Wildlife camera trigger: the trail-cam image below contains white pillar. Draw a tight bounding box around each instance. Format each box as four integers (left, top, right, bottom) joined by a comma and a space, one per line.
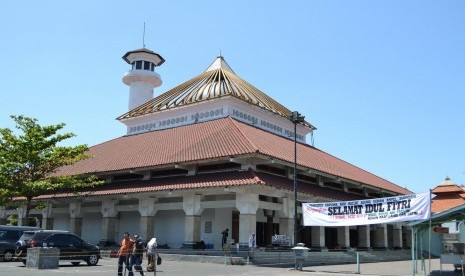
311, 226, 326, 249
393, 223, 403, 248
404, 226, 412, 248
0, 206, 7, 225
375, 224, 388, 249
138, 198, 158, 241
182, 193, 203, 248
337, 226, 350, 248
236, 193, 259, 248
41, 203, 54, 230
278, 196, 295, 244
101, 200, 119, 245
69, 202, 83, 237
17, 205, 27, 226
358, 225, 371, 249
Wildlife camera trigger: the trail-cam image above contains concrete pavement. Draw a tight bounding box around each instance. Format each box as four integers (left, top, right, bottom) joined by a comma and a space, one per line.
0, 257, 461, 276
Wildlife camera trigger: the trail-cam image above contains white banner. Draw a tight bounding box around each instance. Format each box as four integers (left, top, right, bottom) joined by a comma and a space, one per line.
302, 192, 431, 226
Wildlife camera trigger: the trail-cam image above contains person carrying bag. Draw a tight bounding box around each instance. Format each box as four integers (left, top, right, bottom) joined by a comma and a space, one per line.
146, 237, 160, 272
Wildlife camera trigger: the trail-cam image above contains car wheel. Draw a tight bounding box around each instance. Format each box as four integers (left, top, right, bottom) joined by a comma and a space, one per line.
86, 254, 99, 266
15, 249, 23, 257
3, 250, 14, 262
71, 262, 80, 266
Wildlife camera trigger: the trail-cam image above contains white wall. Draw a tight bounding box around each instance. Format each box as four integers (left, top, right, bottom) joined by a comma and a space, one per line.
82, 213, 102, 244
53, 214, 69, 231
443, 221, 459, 233
459, 222, 465, 243
118, 211, 140, 240
214, 208, 232, 249
256, 209, 266, 223
155, 210, 184, 249
200, 209, 215, 246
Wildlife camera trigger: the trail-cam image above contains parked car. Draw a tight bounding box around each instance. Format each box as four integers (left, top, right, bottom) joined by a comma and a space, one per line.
16, 230, 100, 266
0, 225, 40, 261
15, 230, 44, 257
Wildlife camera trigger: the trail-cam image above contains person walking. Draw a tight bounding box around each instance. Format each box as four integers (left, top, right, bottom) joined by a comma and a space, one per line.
117, 232, 134, 276
131, 234, 145, 276
248, 233, 256, 258
221, 229, 229, 250
146, 237, 157, 272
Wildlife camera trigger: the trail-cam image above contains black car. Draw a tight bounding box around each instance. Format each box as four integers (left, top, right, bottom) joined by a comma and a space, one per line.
15, 230, 42, 256
16, 230, 100, 266
0, 225, 40, 261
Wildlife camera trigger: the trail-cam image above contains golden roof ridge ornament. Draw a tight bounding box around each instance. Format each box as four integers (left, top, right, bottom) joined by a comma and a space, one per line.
117, 55, 316, 131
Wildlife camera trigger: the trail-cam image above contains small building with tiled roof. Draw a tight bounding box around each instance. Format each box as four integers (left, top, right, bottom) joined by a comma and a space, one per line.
431, 177, 465, 214
408, 177, 465, 261
1, 47, 413, 250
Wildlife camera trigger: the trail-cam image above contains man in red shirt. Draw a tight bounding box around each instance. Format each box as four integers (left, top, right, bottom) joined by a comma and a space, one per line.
117, 232, 134, 276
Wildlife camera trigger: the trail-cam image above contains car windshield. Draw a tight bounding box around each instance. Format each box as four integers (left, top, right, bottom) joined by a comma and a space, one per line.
18, 231, 36, 241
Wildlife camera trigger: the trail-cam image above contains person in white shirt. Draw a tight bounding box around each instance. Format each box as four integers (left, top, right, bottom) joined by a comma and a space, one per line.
248, 233, 256, 258
146, 237, 157, 272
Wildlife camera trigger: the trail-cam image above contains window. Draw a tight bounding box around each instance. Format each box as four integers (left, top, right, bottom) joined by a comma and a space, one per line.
7, 231, 20, 240
0, 230, 20, 240
144, 61, 151, 70
151, 63, 155, 71
135, 61, 142, 69
48, 234, 68, 246
68, 235, 83, 246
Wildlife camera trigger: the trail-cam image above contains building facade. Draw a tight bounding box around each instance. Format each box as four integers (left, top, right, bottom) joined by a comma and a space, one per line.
0, 47, 412, 250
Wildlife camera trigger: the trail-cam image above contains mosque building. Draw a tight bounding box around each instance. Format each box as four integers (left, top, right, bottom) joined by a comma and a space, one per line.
0, 47, 412, 250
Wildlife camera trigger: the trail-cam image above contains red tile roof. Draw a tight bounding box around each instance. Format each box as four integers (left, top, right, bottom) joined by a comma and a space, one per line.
38, 170, 361, 201
432, 185, 464, 194
431, 181, 465, 213
58, 117, 410, 195
432, 193, 465, 213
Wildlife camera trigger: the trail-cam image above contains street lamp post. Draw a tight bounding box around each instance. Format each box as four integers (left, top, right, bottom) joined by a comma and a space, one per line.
289, 111, 305, 246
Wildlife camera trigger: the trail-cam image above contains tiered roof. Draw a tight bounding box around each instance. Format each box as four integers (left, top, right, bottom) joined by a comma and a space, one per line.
431, 177, 465, 213
59, 117, 409, 195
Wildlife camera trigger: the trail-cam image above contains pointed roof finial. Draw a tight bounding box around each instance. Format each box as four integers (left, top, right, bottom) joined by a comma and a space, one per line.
143, 22, 146, 48
439, 176, 455, 186
205, 56, 234, 73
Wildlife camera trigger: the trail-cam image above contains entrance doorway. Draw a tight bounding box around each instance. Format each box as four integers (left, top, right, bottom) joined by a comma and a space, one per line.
325, 227, 338, 249
232, 211, 239, 245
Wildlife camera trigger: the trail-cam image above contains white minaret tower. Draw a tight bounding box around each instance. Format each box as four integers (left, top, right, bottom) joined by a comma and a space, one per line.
122, 48, 165, 110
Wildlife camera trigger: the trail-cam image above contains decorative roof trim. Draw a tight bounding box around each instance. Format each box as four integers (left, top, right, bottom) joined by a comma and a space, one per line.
122, 48, 165, 66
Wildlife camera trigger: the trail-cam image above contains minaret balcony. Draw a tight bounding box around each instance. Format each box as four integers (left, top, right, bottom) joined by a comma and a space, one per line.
123, 70, 162, 87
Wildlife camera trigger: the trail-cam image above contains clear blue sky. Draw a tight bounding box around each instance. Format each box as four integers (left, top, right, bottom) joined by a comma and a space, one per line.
1, 1, 464, 193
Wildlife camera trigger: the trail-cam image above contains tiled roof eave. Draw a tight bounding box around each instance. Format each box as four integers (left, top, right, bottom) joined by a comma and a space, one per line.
69, 150, 390, 195
30, 170, 361, 202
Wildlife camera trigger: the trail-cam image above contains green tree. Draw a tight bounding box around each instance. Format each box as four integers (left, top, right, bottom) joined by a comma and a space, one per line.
0, 115, 102, 225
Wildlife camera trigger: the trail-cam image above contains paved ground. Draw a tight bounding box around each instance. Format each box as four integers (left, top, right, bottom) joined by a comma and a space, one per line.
0, 257, 462, 276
